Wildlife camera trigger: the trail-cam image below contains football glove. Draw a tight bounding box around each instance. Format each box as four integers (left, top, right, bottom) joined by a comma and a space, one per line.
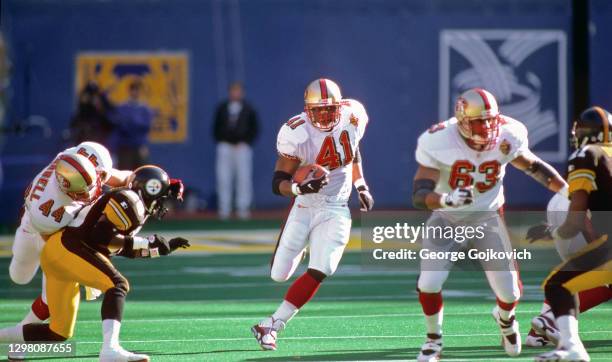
442, 186, 473, 208
295, 175, 329, 195
169, 178, 184, 201
149, 234, 191, 255
357, 185, 374, 211
526, 223, 555, 243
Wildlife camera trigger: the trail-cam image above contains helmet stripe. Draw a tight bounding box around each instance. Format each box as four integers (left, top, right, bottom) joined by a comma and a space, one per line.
319, 79, 328, 99
594, 106, 609, 143
60, 155, 93, 186
474, 88, 491, 110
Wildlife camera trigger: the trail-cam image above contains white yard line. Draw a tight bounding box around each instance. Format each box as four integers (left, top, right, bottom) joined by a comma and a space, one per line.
67, 308, 612, 324
73, 330, 612, 345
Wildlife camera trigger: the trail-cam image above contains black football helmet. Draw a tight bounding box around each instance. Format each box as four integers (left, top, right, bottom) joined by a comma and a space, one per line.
571, 106, 612, 149
128, 165, 171, 219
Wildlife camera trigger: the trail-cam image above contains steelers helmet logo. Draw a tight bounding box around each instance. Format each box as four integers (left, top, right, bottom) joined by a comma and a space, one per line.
145, 179, 162, 196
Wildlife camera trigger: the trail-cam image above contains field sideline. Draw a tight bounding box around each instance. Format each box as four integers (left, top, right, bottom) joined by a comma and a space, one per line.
1, 250, 611, 361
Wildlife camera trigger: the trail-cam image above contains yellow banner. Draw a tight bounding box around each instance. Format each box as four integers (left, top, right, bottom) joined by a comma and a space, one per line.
76, 52, 189, 143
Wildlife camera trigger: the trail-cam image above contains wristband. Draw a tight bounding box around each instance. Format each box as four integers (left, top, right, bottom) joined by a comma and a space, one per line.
133, 236, 149, 250
291, 183, 301, 196
551, 227, 563, 240
149, 247, 161, 258
439, 193, 450, 208
354, 178, 367, 191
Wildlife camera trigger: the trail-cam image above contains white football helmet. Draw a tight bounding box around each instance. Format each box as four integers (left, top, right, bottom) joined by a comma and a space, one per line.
304, 78, 342, 131
65, 141, 113, 183
455, 88, 501, 150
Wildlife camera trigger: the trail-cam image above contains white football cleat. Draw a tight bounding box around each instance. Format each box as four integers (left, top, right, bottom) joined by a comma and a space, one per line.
492, 306, 521, 357
99, 345, 149, 362
526, 328, 554, 347
417, 337, 442, 362
532, 314, 561, 345
251, 316, 286, 351
534, 344, 590, 362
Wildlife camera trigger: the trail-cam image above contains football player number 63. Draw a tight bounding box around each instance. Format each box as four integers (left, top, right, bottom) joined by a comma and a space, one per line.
449, 160, 501, 192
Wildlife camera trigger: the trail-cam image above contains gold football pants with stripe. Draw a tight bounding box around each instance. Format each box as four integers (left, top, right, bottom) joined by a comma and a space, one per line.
542, 236, 611, 317
543, 236, 612, 293
40, 231, 128, 339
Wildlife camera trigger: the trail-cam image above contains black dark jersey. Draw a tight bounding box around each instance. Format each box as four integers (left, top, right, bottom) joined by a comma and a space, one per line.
567, 144, 612, 241
62, 188, 147, 255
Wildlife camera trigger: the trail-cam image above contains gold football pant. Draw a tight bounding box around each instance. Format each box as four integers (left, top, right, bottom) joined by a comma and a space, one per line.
542, 236, 612, 317
39, 231, 128, 339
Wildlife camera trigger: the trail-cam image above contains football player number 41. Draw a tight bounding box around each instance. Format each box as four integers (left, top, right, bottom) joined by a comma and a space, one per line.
316, 131, 353, 170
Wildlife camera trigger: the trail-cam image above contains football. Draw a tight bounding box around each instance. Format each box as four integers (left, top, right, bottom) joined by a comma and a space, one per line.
293, 164, 329, 184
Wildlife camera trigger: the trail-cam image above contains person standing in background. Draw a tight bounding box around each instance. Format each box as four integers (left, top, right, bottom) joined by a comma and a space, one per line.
213, 82, 259, 220
69, 82, 114, 147
111, 78, 154, 170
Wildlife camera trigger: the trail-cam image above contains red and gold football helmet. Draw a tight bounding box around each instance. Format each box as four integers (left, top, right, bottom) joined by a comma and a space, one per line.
455, 88, 501, 150
304, 78, 342, 131
55, 153, 99, 202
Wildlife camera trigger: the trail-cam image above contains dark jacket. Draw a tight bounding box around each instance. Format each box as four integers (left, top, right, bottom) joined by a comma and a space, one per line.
213, 100, 259, 145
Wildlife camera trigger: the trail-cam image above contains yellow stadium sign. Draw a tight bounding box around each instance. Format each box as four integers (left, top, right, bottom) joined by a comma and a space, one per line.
75, 52, 189, 143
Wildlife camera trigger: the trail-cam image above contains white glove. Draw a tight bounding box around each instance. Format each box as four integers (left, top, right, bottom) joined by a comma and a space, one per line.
440, 186, 473, 208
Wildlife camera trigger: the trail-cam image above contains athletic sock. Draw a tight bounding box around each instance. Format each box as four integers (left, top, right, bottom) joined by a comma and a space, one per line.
419, 292, 443, 336
540, 300, 551, 314
0, 325, 25, 342
496, 298, 518, 321
272, 300, 299, 323
284, 272, 321, 309
102, 319, 121, 349
557, 315, 582, 347
19, 296, 49, 325
578, 286, 612, 313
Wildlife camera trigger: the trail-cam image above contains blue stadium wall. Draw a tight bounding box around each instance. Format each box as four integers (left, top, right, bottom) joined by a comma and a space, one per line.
1, 0, 598, 223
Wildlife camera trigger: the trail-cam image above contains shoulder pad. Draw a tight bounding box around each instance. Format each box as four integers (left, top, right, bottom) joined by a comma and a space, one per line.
499, 116, 528, 140
104, 189, 146, 231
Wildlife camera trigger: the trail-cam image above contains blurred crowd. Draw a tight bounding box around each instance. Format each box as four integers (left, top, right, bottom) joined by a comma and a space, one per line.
68, 79, 153, 170
68, 80, 259, 219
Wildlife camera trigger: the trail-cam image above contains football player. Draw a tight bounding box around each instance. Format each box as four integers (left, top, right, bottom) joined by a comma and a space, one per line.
0, 165, 188, 361
9, 141, 132, 327
526, 106, 612, 362
411, 88, 567, 361
525, 192, 611, 347
251, 78, 374, 350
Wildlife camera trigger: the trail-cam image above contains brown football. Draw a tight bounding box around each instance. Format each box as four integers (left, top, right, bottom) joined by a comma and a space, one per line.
293, 164, 329, 184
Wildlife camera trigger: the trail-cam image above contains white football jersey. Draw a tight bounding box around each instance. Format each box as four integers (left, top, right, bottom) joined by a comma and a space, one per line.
22, 143, 114, 235
415, 116, 528, 213
277, 99, 368, 204
23, 157, 89, 235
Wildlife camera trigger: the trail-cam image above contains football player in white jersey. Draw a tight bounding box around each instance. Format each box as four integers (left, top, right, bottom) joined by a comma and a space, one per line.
9, 141, 132, 326
411, 88, 567, 361
251, 78, 374, 351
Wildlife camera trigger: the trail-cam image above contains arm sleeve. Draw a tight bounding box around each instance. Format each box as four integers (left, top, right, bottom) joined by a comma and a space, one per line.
567, 147, 598, 194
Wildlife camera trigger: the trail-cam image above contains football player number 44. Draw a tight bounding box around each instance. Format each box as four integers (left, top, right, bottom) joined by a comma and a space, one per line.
449, 160, 501, 192
38, 200, 65, 223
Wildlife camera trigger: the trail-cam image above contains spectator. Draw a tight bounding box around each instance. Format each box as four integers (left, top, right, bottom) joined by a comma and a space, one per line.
110, 78, 154, 170
69, 82, 114, 146
213, 81, 259, 220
